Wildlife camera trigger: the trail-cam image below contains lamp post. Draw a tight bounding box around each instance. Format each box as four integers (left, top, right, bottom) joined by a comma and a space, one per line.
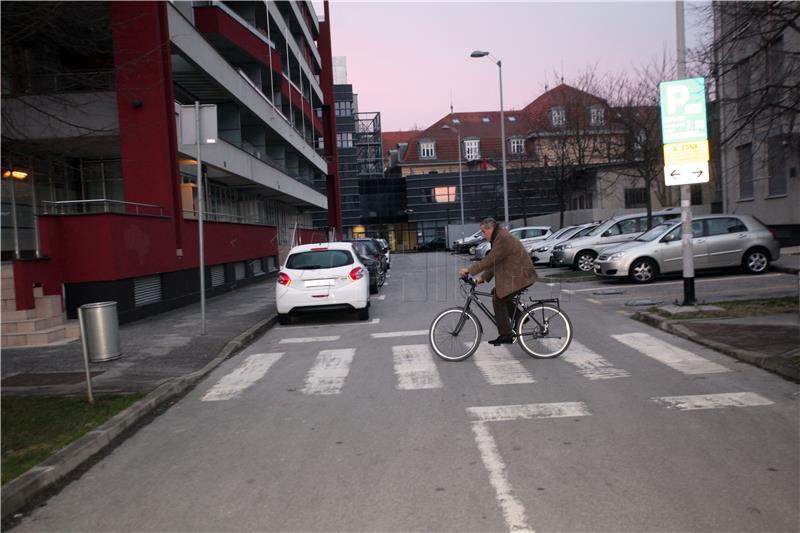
441, 124, 465, 225
471, 50, 508, 226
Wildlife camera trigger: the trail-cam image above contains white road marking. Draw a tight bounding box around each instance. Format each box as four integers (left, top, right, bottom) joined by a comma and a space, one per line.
375, 295, 387, 300
392, 345, 443, 390
301, 349, 355, 395
473, 346, 536, 385
471, 422, 534, 533
371, 330, 428, 338
586, 298, 602, 304
201, 352, 283, 402
562, 340, 631, 380
651, 392, 774, 411
467, 402, 591, 422
279, 335, 340, 344
371, 318, 381, 324
612, 332, 730, 374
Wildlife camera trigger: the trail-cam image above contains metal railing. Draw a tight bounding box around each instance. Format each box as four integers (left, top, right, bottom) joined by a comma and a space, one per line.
41, 199, 164, 216
182, 210, 268, 225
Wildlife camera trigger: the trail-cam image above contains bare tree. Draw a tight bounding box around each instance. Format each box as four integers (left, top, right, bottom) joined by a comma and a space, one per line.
693, 1, 800, 145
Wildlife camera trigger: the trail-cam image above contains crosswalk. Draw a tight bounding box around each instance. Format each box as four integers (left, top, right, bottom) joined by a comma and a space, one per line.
200, 329, 774, 414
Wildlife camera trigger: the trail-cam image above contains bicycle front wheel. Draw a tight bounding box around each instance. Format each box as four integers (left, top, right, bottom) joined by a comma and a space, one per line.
516, 304, 572, 358
429, 308, 482, 361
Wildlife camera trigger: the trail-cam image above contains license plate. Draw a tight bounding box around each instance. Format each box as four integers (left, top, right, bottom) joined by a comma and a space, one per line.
304, 279, 334, 288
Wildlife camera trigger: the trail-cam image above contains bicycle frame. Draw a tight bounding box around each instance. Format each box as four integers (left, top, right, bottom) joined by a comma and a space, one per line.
453, 278, 562, 337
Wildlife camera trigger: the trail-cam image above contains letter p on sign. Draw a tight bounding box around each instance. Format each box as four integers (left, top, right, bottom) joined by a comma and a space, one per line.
666, 85, 689, 115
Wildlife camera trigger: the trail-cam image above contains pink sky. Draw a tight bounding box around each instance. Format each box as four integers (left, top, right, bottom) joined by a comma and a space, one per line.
316, 1, 708, 131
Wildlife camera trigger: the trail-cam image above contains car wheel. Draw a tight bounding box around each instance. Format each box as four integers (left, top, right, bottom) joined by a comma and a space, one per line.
574, 251, 597, 272
629, 258, 657, 283
277, 313, 292, 325
356, 306, 370, 321
742, 248, 769, 274
370, 282, 379, 294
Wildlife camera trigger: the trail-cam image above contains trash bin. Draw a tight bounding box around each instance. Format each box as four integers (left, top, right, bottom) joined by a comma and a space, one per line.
78, 302, 122, 362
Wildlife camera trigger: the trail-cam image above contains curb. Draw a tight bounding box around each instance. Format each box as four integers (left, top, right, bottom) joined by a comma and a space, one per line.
632, 311, 800, 383
1, 313, 278, 522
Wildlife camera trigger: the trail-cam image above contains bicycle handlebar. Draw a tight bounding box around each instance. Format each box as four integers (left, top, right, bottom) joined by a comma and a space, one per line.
460, 275, 477, 288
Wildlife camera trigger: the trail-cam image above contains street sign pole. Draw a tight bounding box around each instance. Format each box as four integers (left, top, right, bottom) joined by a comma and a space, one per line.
676, 0, 694, 306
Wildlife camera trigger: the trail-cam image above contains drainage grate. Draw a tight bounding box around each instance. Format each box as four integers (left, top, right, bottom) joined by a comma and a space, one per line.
2, 372, 104, 387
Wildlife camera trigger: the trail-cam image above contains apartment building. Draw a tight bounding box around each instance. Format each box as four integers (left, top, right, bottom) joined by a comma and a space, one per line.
1, 1, 339, 342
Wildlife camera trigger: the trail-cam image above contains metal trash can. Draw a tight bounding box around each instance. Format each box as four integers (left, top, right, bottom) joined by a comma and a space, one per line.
78, 302, 122, 362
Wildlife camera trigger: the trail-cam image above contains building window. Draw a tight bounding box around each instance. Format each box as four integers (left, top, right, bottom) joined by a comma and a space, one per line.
509, 138, 524, 154
624, 187, 647, 208
419, 141, 436, 159
736, 58, 750, 116
335, 100, 352, 117
336, 132, 353, 148
452, 118, 460, 124
550, 107, 566, 126
464, 139, 480, 160
768, 136, 787, 196
589, 106, 605, 126
482, 117, 490, 123
508, 116, 516, 122
737, 143, 754, 199
422, 186, 457, 203
691, 184, 703, 205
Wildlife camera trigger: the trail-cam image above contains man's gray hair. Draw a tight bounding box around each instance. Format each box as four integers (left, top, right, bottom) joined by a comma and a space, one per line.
480, 217, 498, 229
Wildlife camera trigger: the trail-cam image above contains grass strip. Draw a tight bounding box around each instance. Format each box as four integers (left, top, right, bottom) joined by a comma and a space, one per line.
649, 296, 798, 320
1, 393, 144, 485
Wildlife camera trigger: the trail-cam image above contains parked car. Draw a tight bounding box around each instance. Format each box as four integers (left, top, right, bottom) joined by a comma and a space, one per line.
419, 236, 447, 251
376, 238, 391, 269
551, 208, 681, 272
593, 214, 781, 283
276, 242, 370, 324
348, 240, 387, 292
351, 238, 389, 273
472, 225, 552, 259
452, 230, 483, 253
531, 223, 599, 266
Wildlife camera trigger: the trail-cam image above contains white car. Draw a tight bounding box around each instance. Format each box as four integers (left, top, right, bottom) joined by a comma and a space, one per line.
276, 242, 370, 325
474, 225, 552, 259
530, 223, 599, 265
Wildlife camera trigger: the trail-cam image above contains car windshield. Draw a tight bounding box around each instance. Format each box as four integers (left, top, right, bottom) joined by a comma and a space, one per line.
354, 241, 380, 255
636, 223, 675, 242
587, 223, 610, 236
577, 224, 600, 237
286, 250, 353, 270
547, 226, 573, 241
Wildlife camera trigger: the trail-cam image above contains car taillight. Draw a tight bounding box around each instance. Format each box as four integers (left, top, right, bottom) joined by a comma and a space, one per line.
348, 267, 364, 281
277, 272, 291, 286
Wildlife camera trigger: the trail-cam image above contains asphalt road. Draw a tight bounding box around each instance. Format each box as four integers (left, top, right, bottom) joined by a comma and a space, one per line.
13, 252, 799, 532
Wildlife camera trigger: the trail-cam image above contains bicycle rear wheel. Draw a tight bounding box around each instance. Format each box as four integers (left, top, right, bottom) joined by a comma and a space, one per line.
429, 308, 482, 361
516, 304, 572, 358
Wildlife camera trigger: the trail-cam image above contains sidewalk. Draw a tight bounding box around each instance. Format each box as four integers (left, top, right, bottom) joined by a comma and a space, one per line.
2, 249, 799, 520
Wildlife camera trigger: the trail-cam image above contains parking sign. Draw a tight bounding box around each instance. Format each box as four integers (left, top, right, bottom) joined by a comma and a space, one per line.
659, 78, 707, 144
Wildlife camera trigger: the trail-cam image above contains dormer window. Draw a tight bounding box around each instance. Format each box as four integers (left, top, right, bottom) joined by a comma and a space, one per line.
419, 141, 436, 159
550, 107, 566, 126
482, 117, 490, 123
464, 139, 480, 160
590, 106, 605, 126
452, 118, 461, 124
508, 116, 517, 122
510, 138, 525, 154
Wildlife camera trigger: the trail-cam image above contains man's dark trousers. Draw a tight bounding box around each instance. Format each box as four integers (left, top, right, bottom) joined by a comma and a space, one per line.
492, 289, 521, 336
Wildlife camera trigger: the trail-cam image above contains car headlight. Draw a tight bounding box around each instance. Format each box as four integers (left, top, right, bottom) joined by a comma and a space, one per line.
607, 252, 626, 261
562, 244, 573, 250
535, 245, 550, 252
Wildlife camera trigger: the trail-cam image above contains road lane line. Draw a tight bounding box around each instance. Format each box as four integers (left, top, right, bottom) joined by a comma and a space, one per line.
279, 335, 340, 344
201, 352, 284, 402
302, 348, 355, 395
567, 273, 784, 293
473, 346, 536, 385
562, 341, 631, 380
371, 330, 428, 338
612, 332, 730, 374
467, 402, 591, 422
651, 392, 774, 411
375, 295, 387, 300
471, 422, 534, 533
392, 345, 443, 390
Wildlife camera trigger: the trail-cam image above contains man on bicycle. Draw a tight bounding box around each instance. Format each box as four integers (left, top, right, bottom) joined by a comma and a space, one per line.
458, 217, 538, 345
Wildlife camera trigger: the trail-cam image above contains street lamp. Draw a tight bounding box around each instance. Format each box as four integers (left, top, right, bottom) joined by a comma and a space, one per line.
471, 50, 509, 226
441, 124, 465, 225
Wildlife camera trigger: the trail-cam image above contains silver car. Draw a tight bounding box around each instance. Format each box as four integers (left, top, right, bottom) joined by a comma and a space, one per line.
593, 214, 781, 283
531, 223, 599, 266
552, 208, 681, 271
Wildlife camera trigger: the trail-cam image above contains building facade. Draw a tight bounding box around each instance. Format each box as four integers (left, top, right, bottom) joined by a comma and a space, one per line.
713, 1, 799, 245
1, 1, 338, 336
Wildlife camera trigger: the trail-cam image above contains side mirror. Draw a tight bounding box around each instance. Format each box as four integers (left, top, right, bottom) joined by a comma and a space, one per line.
602, 230, 611, 237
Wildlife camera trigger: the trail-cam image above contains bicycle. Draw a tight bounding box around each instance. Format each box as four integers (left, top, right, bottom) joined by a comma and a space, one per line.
429, 276, 573, 361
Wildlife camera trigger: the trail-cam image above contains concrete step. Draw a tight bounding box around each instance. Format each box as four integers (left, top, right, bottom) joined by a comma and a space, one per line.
34, 295, 63, 319
2, 298, 18, 312
1, 325, 70, 348
1, 315, 65, 334
1, 308, 37, 321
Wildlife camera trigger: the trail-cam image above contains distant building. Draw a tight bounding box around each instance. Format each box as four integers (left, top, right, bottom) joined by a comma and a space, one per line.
1, 1, 338, 344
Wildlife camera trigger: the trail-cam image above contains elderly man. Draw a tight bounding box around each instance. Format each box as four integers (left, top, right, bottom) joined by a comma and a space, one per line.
458, 217, 538, 345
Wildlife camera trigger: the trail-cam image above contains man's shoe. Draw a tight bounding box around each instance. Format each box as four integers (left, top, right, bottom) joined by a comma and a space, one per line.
488, 335, 514, 346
